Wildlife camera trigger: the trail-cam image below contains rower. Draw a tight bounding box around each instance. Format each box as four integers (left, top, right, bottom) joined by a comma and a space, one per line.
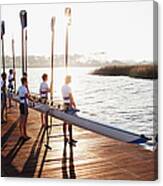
1, 72, 7, 124
62, 75, 77, 145
39, 73, 50, 127
8, 69, 15, 107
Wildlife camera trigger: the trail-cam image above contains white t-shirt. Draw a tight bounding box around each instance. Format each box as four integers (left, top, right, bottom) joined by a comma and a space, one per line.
39, 81, 49, 98
1, 79, 4, 89
8, 74, 13, 81
61, 84, 71, 103
18, 85, 28, 104
8, 74, 14, 89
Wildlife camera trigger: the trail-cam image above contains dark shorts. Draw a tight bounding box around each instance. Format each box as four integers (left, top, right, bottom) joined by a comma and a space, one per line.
63, 103, 71, 111
40, 97, 48, 104
1, 93, 7, 108
19, 103, 28, 115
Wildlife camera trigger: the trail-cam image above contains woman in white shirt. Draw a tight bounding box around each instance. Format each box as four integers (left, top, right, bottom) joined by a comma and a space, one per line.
39, 73, 50, 127
62, 75, 77, 145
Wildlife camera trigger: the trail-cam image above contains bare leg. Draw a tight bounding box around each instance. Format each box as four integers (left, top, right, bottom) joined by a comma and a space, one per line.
1, 105, 5, 121
19, 115, 24, 137
23, 115, 28, 137
1, 99, 6, 122
9, 98, 12, 107
68, 124, 72, 141
69, 124, 77, 144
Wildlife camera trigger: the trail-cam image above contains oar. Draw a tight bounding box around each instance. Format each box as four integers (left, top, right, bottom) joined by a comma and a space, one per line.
44, 17, 56, 150
65, 8, 71, 74
25, 29, 28, 73
1, 21, 7, 120
1, 21, 5, 73
50, 16, 55, 105
12, 38, 16, 93
19, 10, 27, 76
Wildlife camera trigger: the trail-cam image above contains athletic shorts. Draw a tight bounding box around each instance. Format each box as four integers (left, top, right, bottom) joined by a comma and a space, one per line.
19, 103, 28, 115
1, 93, 7, 108
40, 97, 48, 104
63, 103, 70, 112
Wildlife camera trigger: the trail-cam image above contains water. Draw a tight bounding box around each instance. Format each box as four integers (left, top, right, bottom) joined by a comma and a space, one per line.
11, 67, 157, 147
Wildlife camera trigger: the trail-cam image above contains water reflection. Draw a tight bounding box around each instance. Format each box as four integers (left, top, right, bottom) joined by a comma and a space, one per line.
62, 138, 76, 179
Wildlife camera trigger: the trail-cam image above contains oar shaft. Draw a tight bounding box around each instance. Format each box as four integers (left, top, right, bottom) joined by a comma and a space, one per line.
21, 28, 25, 75
12, 39, 16, 92
25, 29, 27, 73
50, 29, 55, 100
1, 37, 5, 73
65, 25, 69, 71
50, 17, 55, 101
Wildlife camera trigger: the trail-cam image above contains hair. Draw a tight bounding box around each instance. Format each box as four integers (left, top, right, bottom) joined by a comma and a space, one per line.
9, 69, 13, 74
1, 72, 6, 80
21, 77, 27, 85
42, 73, 48, 81
65, 75, 71, 84
23, 72, 27, 77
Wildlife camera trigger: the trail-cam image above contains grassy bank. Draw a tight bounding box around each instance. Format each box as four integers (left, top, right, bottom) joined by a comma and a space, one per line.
92, 64, 158, 79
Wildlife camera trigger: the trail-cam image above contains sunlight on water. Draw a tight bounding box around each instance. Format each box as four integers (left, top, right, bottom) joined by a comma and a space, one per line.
12, 67, 156, 142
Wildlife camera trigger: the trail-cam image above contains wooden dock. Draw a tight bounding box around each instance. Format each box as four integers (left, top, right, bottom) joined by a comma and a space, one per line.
1, 106, 157, 180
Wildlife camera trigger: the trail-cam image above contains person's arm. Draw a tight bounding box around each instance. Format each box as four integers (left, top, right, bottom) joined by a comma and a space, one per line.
39, 84, 42, 95
47, 83, 51, 93
69, 92, 76, 108
26, 92, 34, 102
47, 86, 51, 93
25, 88, 33, 101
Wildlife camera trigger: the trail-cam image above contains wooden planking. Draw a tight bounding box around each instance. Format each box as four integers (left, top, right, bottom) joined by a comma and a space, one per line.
1, 105, 157, 180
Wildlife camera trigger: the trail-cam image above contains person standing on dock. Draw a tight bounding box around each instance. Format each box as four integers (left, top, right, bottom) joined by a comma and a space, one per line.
1, 72, 7, 124
8, 69, 15, 107
39, 73, 50, 127
22, 72, 29, 93
17, 76, 31, 140
62, 75, 77, 145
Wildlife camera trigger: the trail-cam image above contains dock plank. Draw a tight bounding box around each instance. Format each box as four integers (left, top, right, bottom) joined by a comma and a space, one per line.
1, 106, 157, 180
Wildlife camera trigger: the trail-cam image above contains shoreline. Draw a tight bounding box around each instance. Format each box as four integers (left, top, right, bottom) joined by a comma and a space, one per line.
92, 64, 158, 80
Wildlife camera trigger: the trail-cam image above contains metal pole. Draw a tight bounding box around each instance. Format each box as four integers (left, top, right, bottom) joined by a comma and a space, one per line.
12, 38, 16, 93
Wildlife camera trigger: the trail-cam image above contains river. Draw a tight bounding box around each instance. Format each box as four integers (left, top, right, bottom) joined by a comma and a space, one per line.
9, 67, 157, 147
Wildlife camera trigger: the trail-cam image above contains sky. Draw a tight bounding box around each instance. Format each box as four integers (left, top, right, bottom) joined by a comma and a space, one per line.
1, 1, 153, 61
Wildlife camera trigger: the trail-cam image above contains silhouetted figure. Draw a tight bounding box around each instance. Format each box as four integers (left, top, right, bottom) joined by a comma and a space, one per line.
17, 77, 32, 140
62, 75, 77, 145
8, 69, 15, 107
1, 72, 7, 124
39, 73, 50, 127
